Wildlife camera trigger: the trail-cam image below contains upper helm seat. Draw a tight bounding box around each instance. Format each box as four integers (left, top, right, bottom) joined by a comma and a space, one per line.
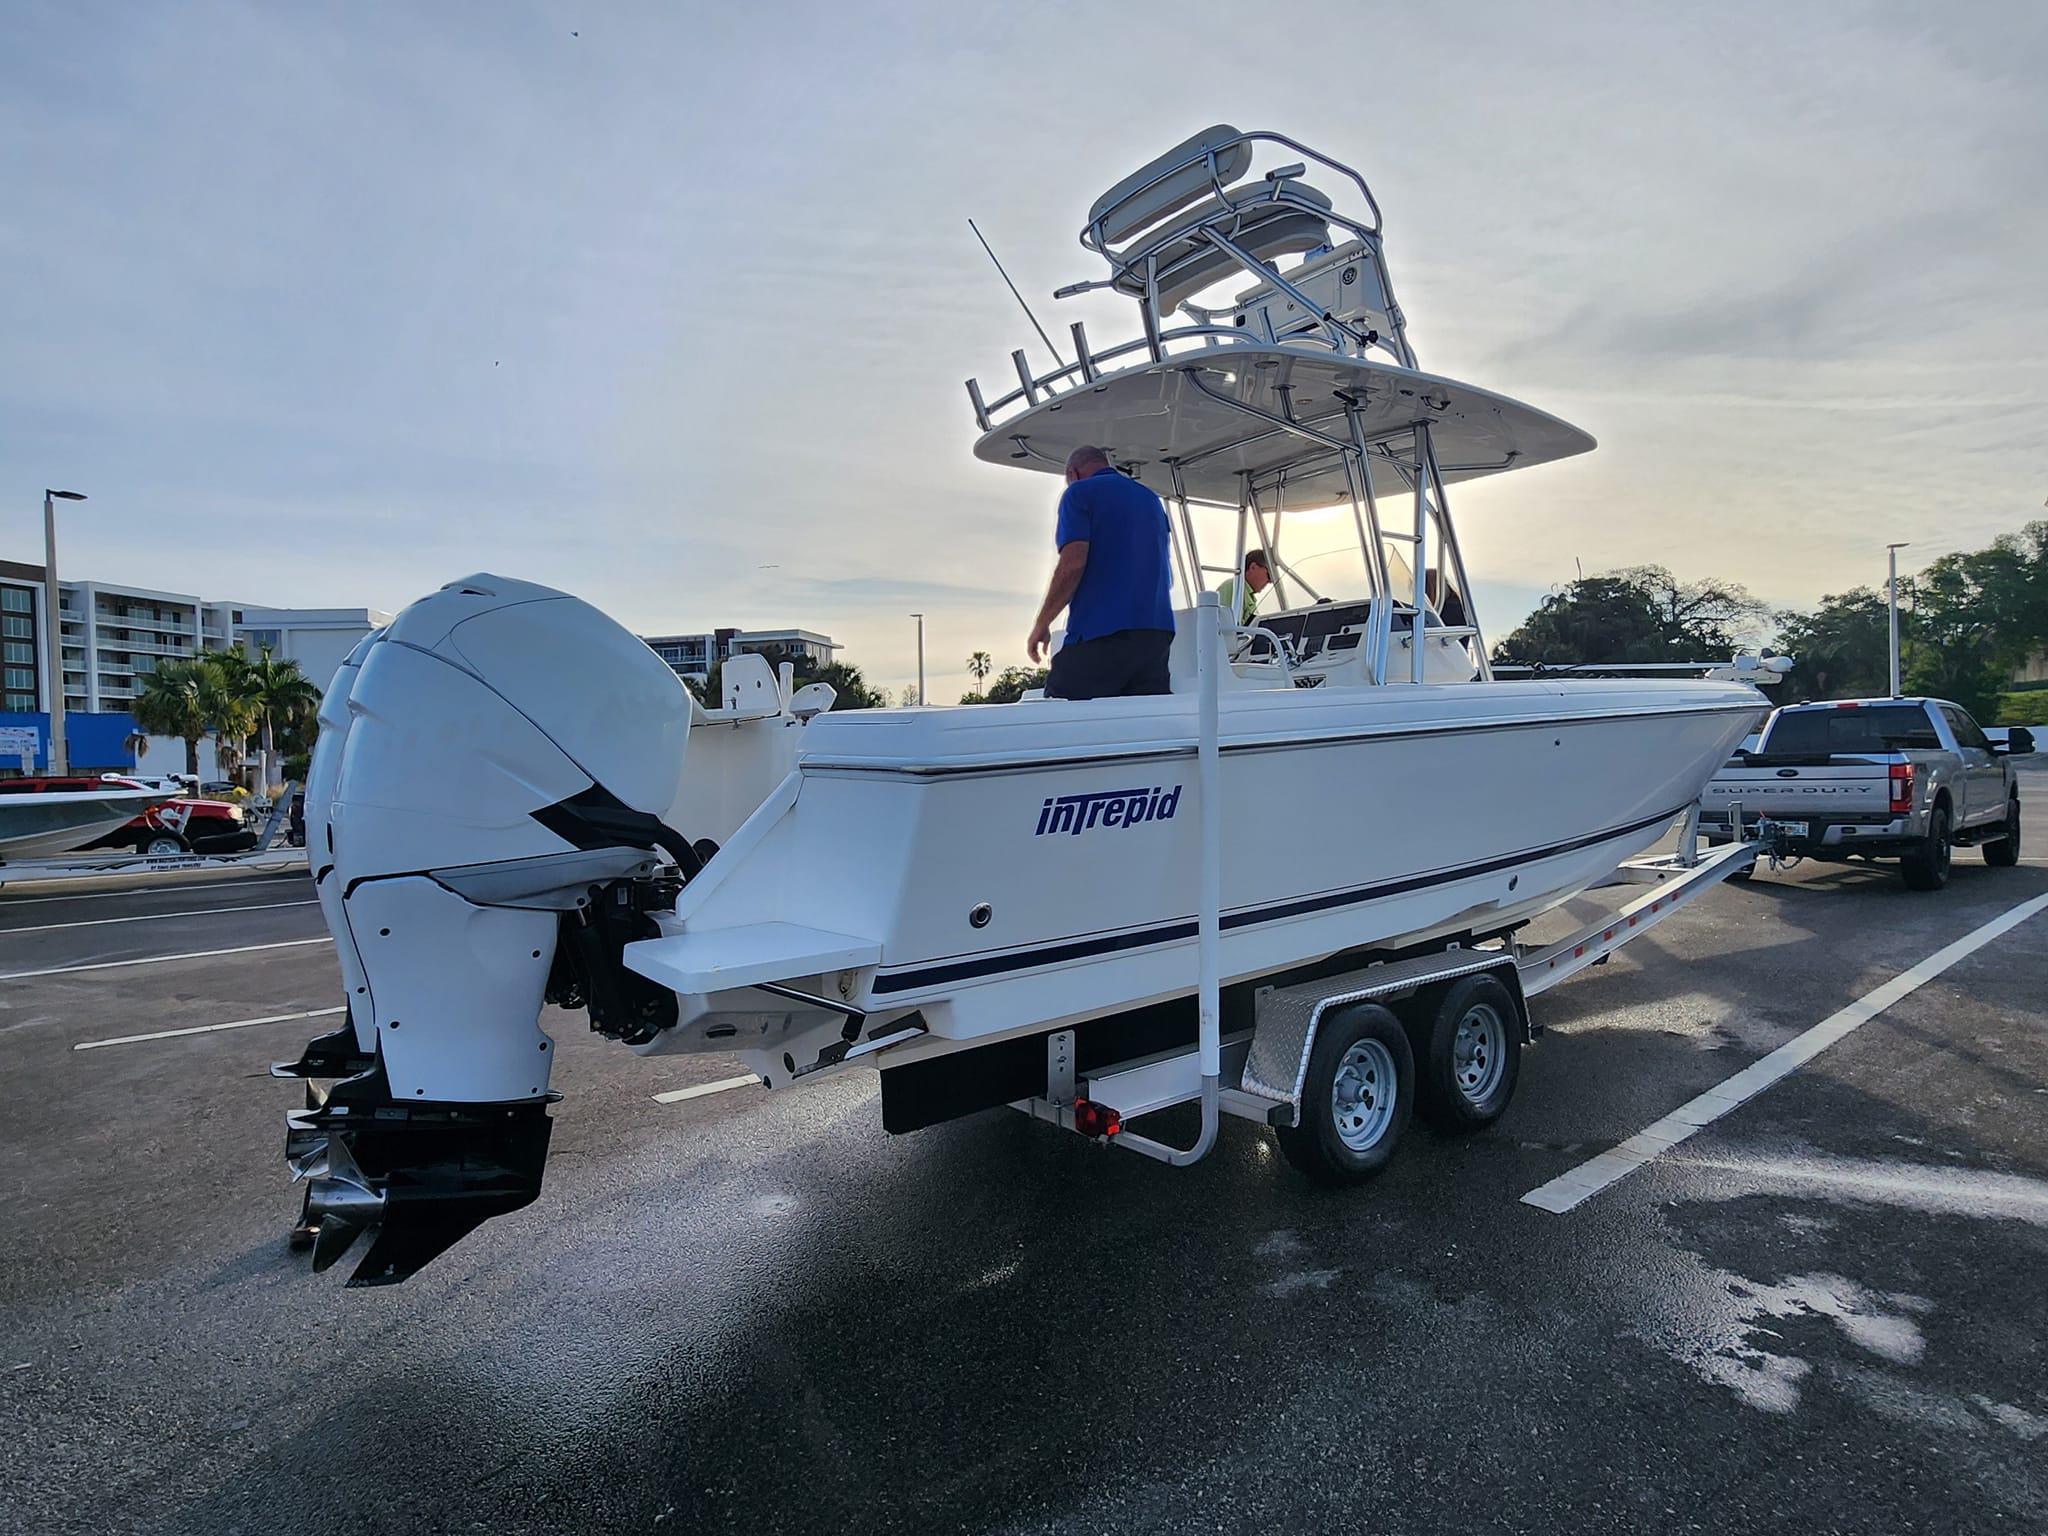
1088, 123, 1254, 247
1109, 179, 1335, 314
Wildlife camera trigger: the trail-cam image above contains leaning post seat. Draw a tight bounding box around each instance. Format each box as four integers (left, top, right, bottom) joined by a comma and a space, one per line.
1087, 123, 1254, 248
1228, 238, 1395, 348
1109, 180, 1335, 315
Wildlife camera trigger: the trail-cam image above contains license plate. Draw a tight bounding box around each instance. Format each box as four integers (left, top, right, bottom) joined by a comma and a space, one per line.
1775, 820, 1808, 838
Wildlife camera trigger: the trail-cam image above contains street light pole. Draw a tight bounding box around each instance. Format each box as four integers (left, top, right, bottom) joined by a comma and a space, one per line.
42, 490, 86, 774
1885, 542, 1909, 698
909, 613, 926, 706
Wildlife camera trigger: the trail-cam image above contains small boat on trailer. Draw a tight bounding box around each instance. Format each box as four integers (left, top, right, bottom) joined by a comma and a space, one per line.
0, 784, 179, 862
279, 128, 1771, 1284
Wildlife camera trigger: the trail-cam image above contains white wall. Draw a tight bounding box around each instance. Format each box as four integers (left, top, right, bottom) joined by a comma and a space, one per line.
131, 733, 222, 781
277, 627, 364, 696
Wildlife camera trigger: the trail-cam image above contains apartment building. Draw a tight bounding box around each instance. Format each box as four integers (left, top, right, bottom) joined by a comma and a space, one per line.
235, 605, 393, 693
643, 626, 838, 684
0, 562, 387, 713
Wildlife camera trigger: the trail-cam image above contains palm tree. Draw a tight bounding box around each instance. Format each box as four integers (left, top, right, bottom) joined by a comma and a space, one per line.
194, 654, 261, 789
131, 661, 211, 778
239, 648, 321, 793
966, 651, 992, 693
122, 727, 149, 772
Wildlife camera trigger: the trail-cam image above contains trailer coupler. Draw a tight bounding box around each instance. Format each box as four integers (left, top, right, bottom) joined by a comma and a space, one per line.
277, 1058, 554, 1287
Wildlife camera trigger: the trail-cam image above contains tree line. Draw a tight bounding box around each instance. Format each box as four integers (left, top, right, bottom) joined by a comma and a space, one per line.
678, 647, 891, 710
677, 644, 1052, 709
1491, 520, 2048, 724
129, 648, 323, 790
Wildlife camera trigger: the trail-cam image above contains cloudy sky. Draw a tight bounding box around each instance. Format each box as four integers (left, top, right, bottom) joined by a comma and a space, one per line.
5, 1, 2044, 700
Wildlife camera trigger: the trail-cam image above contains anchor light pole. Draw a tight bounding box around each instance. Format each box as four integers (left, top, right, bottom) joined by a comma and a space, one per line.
909, 612, 926, 706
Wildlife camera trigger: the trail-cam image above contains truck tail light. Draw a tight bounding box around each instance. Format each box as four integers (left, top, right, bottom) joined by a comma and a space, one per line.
1889, 762, 1915, 814
1071, 1098, 1121, 1139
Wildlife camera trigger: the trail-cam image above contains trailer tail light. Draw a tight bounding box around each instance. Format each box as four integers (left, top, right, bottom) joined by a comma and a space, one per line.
1071, 1098, 1121, 1139
1889, 762, 1915, 814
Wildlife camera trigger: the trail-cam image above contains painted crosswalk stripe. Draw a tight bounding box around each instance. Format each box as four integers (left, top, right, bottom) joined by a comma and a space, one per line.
74, 1005, 348, 1052
1522, 889, 2048, 1214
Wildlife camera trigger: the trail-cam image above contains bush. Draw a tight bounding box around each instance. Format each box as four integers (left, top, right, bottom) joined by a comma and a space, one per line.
1997, 692, 2048, 726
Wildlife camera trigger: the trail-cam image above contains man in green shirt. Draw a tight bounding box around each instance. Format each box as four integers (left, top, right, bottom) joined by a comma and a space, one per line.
1215, 549, 1272, 626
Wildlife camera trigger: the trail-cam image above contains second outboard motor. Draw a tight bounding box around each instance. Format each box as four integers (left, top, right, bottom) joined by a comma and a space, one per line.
276, 573, 694, 1284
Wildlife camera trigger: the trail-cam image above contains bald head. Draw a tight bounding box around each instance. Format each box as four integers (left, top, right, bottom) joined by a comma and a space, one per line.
1065, 445, 1110, 481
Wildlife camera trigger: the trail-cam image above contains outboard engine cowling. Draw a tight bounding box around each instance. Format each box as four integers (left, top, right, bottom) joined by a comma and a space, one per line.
275, 574, 694, 1284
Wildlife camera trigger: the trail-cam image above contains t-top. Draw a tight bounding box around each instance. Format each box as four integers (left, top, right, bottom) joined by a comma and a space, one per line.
1054, 468, 1176, 643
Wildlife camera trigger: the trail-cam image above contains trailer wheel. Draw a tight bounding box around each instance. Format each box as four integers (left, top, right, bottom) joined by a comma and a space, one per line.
1983, 799, 2021, 867
1416, 974, 1522, 1134
138, 832, 188, 857
1276, 1003, 1413, 1185
1900, 804, 1952, 891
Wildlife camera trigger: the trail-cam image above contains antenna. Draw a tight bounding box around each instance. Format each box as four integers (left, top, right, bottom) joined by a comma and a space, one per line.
968, 218, 1066, 370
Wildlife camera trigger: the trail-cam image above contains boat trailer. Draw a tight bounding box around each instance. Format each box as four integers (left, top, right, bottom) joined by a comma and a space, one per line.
1011, 814, 1770, 1174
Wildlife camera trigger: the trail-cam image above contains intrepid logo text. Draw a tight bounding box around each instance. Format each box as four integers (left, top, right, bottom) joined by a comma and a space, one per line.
1035, 785, 1181, 836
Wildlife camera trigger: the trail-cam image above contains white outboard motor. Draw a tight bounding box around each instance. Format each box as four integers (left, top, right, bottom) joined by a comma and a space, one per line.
277, 574, 695, 1284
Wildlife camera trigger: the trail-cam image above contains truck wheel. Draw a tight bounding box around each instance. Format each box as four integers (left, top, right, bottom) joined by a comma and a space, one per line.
1276, 1003, 1414, 1185
1983, 799, 2021, 867
1900, 805, 1952, 891
138, 833, 188, 857
1416, 974, 1522, 1134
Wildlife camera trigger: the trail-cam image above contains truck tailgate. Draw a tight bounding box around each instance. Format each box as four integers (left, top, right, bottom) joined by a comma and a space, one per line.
1700, 760, 1894, 820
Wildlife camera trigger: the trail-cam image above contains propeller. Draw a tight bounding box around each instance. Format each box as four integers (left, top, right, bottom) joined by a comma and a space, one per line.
303, 1134, 386, 1274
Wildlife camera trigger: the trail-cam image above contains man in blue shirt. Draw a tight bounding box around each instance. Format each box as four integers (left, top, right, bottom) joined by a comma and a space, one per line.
1026, 446, 1177, 699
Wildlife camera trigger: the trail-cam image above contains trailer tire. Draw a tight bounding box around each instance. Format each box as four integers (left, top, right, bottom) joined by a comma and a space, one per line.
1275, 1003, 1413, 1185
138, 832, 188, 857
1416, 974, 1522, 1134
1983, 799, 2020, 867
1900, 804, 1951, 891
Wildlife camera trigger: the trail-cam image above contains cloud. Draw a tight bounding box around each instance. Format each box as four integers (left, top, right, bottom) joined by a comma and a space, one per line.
2, 0, 2044, 696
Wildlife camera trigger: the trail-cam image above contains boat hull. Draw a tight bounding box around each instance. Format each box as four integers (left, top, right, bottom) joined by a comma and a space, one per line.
0, 790, 176, 861
631, 678, 1764, 1079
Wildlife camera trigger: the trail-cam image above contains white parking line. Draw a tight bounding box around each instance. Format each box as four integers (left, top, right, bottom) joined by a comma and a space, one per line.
652, 1074, 761, 1104
73, 1005, 347, 1052
0, 899, 319, 935
0, 936, 334, 981
0, 874, 305, 908
1523, 889, 2048, 1214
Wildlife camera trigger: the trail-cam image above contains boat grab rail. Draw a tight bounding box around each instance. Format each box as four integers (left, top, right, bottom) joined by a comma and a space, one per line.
1117, 592, 1223, 1167
969, 324, 1365, 433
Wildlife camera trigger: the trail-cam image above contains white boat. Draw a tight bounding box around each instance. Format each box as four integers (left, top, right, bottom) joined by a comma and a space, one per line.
0, 786, 177, 861
280, 128, 1769, 1282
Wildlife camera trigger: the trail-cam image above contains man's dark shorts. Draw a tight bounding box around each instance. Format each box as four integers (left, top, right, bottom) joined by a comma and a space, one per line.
1046, 628, 1173, 700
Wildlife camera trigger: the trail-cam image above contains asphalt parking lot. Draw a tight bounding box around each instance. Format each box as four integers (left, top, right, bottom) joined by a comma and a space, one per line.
2, 766, 2045, 1535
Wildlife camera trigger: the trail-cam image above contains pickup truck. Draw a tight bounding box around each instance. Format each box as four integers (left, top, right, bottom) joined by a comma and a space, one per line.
1700, 697, 2029, 890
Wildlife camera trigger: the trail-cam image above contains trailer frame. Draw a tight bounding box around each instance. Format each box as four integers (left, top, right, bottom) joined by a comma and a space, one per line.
1011, 809, 1763, 1151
